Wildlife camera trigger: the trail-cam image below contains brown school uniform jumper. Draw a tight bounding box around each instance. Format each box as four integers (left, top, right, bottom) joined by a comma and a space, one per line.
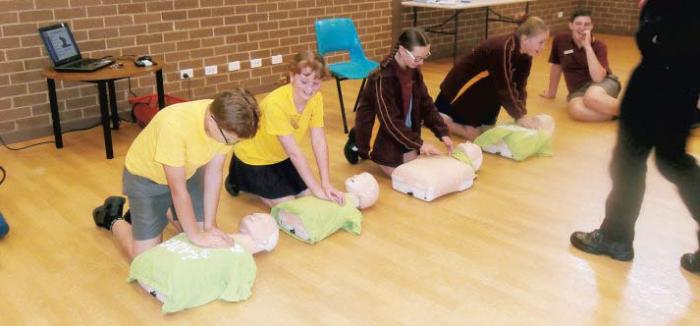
354, 57, 449, 168
434, 33, 532, 127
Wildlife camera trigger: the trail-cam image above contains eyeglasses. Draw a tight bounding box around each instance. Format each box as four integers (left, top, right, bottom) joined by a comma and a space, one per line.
211, 115, 239, 145
404, 48, 431, 63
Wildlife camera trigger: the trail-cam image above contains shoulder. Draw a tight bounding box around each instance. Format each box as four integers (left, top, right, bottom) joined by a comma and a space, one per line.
553, 32, 571, 44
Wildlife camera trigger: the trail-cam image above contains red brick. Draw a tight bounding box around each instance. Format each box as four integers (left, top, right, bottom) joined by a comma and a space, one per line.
73, 18, 104, 30
0, 37, 21, 49
134, 13, 162, 24
201, 17, 224, 28
162, 10, 187, 21
147, 22, 174, 33
36, 0, 70, 9
136, 34, 163, 45
236, 5, 257, 14
118, 3, 146, 14
176, 40, 201, 51
147, 1, 174, 12
174, 0, 199, 9
189, 28, 214, 39
201, 0, 224, 7
164, 31, 188, 42
88, 28, 119, 40
0, 107, 32, 122
54, 8, 87, 20
119, 25, 145, 37
19, 10, 54, 23
175, 20, 198, 30
189, 9, 212, 19
6, 47, 41, 60
0, 0, 33, 11
3, 23, 39, 36
0, 84, 28, 98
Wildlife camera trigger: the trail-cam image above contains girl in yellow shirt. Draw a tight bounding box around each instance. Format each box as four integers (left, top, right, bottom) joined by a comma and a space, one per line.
226, 51, 344, 207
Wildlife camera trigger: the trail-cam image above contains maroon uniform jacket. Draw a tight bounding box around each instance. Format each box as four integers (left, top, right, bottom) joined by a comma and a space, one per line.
354, 57, 449, 167
438, 33, 532, 126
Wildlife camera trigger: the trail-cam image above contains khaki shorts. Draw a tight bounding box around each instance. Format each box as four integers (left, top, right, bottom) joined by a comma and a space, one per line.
122, 168, 204, 241
567, 75, 622, 102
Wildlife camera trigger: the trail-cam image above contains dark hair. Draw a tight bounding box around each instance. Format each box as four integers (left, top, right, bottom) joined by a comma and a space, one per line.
514, 16, 548, 38
570, 8, 592, 22
384, 28, 430, 65
209, 88, 260, 138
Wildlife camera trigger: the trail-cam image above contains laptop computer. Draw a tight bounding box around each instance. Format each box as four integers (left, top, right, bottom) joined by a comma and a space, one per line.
38, 22, 114, 72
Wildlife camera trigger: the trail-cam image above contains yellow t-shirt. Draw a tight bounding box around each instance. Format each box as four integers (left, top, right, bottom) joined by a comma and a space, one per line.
234, 84, 324, 165
124, 99, 231, 185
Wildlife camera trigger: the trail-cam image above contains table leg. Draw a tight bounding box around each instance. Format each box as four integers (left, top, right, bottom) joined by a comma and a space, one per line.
484, 7, 489, 39
47, 78, 63, 149
156, 70, 165, 109
107, 80, 119, 130
97, 81, 114, 159
453, 10, 460, 63
413, 7, 417, 27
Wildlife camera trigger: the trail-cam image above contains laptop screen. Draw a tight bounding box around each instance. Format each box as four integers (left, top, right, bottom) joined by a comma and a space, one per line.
39, 23, 81, 66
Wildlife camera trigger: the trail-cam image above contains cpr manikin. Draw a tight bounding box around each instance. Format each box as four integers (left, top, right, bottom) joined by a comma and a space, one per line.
391, 141, 483, 202
127, 213, 279, 313
474, 113, 555, 161
271, 172, 379, 244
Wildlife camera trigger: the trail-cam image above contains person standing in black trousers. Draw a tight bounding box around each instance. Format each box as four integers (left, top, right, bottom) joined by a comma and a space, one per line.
570, 0, 700, 274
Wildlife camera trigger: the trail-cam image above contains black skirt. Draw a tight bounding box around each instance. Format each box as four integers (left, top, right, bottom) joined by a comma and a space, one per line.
226, 154, 307, 199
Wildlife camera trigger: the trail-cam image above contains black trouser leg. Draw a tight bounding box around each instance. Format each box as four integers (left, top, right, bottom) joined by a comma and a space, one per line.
599, 119, 652, 243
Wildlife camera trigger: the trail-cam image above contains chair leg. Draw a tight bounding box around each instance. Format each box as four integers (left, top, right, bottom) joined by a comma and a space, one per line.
352, 78, 367, 113
335, 77, 349, 134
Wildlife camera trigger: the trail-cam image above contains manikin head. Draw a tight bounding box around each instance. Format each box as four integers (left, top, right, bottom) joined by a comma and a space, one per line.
454, 142, 483, 171
532, 114, 555, 136
236, 213, 279, 254
344, 172, 379, 209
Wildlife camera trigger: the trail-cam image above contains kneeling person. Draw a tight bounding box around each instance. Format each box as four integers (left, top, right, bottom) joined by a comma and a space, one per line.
93, 89, 260, 259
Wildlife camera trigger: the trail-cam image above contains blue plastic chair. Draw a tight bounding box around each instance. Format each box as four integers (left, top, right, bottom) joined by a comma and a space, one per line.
315, 18, 379, 133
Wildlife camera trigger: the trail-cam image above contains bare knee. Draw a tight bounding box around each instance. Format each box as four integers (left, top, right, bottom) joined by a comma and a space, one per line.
567, 100, 588, 121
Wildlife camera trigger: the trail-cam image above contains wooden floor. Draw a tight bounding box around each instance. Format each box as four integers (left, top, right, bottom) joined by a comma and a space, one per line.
2, 34, 700, 325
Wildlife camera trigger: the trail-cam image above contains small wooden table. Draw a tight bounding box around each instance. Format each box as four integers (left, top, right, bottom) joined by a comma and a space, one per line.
42, 60, 165, 159
402, 0, 534, 62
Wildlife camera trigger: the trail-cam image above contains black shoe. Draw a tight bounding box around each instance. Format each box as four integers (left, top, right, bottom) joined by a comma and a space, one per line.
123, 210, 132, 224
225, 174, 239, 197
570, 229, 634, 261
344, 128, 359, 165
92, 196, 126, 230
681, 252, 700, 274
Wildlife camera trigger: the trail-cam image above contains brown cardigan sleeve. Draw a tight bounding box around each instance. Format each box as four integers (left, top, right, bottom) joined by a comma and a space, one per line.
490, 35, 529, 120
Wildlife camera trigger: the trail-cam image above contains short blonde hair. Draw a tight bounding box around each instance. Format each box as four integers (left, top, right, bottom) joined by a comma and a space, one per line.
515, 16, 549, 38
209, 88, 260, 138
288, 50, 330, 79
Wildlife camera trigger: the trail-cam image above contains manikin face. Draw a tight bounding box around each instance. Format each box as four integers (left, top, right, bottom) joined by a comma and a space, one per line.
345, 172, 379, 209
289, 67, 322, 103
520, 31, 549, 56
400, 45, 431, 69
569, 16, 593, 42
239, 213, 279, 252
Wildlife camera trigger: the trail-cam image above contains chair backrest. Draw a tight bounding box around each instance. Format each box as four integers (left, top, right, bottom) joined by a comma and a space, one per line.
314, 18, 368, 62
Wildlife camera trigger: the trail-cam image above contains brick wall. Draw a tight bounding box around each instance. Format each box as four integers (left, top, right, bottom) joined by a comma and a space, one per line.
0, 0, 393, 143
582, 0, 639, 35
0, 0, 640, 143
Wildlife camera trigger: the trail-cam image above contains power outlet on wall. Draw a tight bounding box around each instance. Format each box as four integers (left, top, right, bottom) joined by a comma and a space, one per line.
557, 11, 564, 18
180, 68, 194, 79
228, 61, 240, 71
205, 65, 218, 76
271, 55, 283, 65
250, 58, 262, 68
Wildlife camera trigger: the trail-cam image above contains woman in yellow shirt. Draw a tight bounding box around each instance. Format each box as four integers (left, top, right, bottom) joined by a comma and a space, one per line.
225, 51, 344, 207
